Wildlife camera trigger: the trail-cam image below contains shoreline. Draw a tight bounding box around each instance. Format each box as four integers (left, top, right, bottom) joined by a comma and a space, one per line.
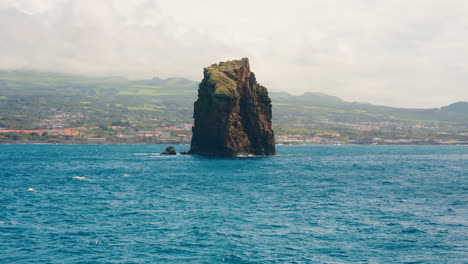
1, 141, 467, 146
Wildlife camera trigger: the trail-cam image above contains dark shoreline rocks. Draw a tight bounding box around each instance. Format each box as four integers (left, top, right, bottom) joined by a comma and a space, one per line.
161, 146, 176, 155
189, 58, 276, 157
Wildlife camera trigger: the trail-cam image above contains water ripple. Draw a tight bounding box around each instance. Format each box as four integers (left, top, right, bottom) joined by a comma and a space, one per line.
0, 145, 467, 263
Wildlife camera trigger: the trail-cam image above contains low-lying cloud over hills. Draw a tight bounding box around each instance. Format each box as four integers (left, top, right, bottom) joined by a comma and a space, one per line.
1, 0, 467, 108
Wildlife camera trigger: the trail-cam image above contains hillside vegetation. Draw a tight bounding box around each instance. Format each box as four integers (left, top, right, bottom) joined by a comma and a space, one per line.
0, 71, 466, 135
0, 71, 196, 128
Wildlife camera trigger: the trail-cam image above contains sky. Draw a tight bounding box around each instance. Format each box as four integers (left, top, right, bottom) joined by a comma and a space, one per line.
1, 0, 467, 108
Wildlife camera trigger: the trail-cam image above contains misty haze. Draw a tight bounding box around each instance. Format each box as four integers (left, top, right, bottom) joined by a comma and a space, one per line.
1, 0, 467, 107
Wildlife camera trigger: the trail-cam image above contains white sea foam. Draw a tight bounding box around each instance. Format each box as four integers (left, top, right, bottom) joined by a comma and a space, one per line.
235, 154, 256, 157
149, 155, 177, 158
73, 176, 89, 181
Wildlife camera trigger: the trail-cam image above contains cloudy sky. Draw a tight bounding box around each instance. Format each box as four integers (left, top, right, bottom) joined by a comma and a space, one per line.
1, 0, 467, 108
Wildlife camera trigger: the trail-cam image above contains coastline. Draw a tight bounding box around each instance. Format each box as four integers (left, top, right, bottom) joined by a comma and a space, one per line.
1, 141, 467, 146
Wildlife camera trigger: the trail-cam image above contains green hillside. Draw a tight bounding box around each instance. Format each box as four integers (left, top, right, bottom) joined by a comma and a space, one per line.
272, 92, 468, 125
0, 71, 197, 128
0, 70, 466, 133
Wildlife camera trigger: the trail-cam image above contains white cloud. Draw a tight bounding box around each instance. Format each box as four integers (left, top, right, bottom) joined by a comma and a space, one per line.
0, 0, 467, 107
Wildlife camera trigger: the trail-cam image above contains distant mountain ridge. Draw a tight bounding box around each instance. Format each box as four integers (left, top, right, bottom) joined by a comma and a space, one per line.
270, 91, 468, 124
0, 70, 466, 130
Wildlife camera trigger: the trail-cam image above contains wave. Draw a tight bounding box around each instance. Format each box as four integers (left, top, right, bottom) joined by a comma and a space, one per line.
72, 176, 89, 181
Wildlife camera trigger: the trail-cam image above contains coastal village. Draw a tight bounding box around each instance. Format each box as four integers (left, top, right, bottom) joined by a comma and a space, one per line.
0, 123, 193, 144
1, 109, 467, 145
0, 98, 467, 145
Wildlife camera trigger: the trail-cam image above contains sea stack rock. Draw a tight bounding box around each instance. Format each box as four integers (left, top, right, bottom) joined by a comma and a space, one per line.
190, 58, 276, 156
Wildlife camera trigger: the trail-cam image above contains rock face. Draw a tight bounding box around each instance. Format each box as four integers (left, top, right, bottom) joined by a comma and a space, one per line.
190, 58, 276, 156
161, 146, 176, 155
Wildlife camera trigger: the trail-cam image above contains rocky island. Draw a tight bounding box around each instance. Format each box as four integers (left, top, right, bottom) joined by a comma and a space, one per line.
161, 146, 176, 155
189, 58, 276, 156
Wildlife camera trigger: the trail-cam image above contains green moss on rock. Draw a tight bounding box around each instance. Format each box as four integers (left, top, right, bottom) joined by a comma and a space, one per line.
205, 69, 237, 99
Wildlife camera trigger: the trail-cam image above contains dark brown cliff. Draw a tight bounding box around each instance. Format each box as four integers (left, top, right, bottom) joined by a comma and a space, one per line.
190, 58, 276, 156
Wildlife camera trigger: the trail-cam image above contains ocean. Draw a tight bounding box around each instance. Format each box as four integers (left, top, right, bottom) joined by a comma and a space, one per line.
1, 145, 467, 263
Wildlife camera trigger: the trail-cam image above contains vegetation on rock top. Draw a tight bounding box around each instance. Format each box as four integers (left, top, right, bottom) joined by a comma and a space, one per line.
205, 70, 237, 99
204, 59, 249, 99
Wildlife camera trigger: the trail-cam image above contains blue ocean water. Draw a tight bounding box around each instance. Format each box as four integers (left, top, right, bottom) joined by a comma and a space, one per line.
0, 145, 467, 263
